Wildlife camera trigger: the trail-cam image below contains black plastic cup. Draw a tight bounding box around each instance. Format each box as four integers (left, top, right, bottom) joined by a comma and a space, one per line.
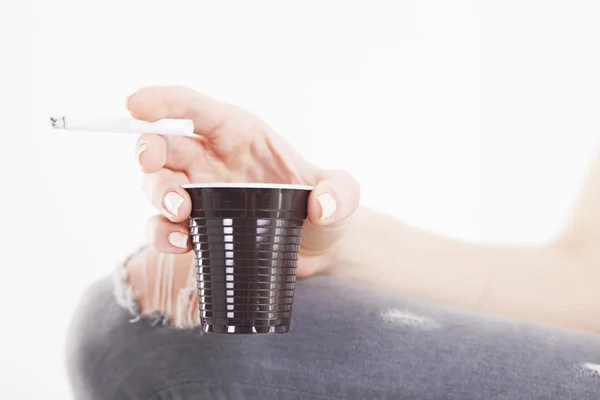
182, 183, 313, 334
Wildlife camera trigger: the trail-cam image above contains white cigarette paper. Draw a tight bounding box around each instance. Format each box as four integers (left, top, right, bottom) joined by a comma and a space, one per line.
50, 115, 195, 136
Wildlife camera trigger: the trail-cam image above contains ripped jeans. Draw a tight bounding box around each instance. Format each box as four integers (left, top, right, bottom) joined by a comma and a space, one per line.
65, 254, 600, 399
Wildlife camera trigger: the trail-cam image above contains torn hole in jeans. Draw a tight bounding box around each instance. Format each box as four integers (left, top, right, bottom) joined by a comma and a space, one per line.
113, 246, 200, 329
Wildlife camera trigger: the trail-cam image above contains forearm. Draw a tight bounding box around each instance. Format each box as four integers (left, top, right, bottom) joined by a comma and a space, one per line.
334, 206, 600, 333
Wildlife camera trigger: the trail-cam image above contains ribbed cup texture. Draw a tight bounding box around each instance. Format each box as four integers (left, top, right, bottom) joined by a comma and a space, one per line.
184, 186, 311, 334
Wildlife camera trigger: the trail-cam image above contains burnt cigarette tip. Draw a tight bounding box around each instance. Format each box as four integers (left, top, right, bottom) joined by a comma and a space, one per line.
49, 115, 65, 129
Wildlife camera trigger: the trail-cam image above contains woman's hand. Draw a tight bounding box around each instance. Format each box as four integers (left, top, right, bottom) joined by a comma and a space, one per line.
129, 85, 360, 277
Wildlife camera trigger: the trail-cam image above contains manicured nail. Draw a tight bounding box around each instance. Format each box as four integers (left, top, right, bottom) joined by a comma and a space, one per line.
317, 193, 337, 220
136, 143, 149, 166
163, 192, 184, 216
168, 231, 189, 249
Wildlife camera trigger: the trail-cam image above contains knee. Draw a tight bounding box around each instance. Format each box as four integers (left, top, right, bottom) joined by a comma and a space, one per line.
124, 248, 198, 328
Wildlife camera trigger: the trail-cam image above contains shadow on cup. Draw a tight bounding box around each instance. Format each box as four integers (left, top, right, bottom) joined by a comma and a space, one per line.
182, 183, 313, 334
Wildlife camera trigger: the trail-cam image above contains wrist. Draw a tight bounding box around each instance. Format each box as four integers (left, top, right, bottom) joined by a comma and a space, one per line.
327, 206, 368, 277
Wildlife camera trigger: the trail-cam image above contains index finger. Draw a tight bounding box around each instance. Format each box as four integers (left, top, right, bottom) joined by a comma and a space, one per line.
126, 86, 230, 139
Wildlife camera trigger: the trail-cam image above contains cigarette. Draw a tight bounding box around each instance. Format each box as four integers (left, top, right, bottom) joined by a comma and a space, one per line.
49, 115, 195, 136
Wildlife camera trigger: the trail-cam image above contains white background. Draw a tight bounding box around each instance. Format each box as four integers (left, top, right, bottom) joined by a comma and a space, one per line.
1, 0, 600, 398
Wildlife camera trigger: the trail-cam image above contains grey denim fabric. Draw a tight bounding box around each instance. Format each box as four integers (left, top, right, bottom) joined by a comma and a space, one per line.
66, 273, 600, 399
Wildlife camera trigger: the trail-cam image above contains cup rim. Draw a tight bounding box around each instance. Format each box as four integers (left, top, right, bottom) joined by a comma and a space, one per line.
181, 182, 314, 190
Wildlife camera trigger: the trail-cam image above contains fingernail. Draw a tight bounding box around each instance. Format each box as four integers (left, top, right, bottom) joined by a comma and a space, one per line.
163, 192, 184, 216
168, 231, 189, 249
136, 143, 149, 165
317, 193, 337, 220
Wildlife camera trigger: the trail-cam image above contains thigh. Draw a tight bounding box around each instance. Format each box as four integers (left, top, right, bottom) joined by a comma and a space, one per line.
66, 274, 600, 400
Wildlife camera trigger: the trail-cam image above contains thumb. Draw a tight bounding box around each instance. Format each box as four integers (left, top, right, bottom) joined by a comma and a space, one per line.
307, 170, 360, 226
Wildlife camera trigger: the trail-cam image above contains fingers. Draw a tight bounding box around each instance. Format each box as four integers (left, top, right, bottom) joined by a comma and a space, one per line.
307, 170, 361, 226
126, 86, 231, 139
129, 86, 226, 173
146, 214, 191, 254
142, 168, 192, 223
135, 133, 202, 173
136, 134, 167, 172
